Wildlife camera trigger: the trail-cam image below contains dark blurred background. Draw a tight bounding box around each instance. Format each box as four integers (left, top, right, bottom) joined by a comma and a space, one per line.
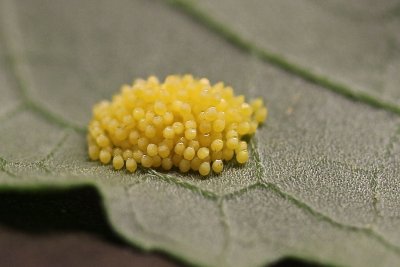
0, 188, 323, 267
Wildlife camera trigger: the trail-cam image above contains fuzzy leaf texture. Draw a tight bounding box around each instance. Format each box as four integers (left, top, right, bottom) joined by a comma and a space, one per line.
1, 0, 400, 266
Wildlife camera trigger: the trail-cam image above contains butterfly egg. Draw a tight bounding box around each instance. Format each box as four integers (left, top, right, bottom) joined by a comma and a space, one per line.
137, 137, 149, 151
163, 112, 174, 125
133, 107, 145, 120
197, 147, 210, 160
213, 119, 225, 132
185, 120, 197, 129
129, 130, 140, 145
151, 115, 162, 127
113, 155, 125, 170
87, 75, 267, 175
113, 148, 123, 157
251, 98, 264, 110
183, 146, 196, 160
174, 142, 186, 155
172, 122, 184, 134
205, 107, 218, 121
179, 159, 191, 173
226, 137, 239, 150
211, 151, 223, 161
145, 125, 156, 139
158, 144, 170, 158
172, 154, 183, 167
99, 149, 111, 164
132, 150, 143, 163
199, 121, 212, 134
141, 155, 153, 168
152, 155, 162, 167
190, 157, 202, 171
147, 144, 158, 157
154, 101, 167, 115
184, 128, 197, 140
122, 149, 133, 160
238, 121, 250, 135
255, 107, 268, 123
212, 160, 223, 174
88, 145, 100, 160
145, 111, 156, 124
163, 126, 175, 139
115, 128, 128, 141
210, 139, 223, 152
96, 134, 110, 148
236, 150, 249, 164
161, 157, 173, 170
222, 148, 234, 161
126, 158, 137, 173
199, 162, 211, 176
235, 141, 248, 154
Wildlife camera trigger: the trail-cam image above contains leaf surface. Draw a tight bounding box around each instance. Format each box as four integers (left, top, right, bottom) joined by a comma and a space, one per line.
189, 0, 400, 110
0, 1, 400, 266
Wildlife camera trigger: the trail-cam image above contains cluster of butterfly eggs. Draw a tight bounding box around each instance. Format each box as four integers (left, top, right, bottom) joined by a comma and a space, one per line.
87, 75, 267, 176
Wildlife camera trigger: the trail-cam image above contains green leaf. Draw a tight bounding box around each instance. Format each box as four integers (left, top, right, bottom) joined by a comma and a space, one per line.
0, 0, 400, 266
186, 0, 400, 112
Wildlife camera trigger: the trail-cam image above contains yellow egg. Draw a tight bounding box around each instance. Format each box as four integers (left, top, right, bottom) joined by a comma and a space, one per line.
147, 144, 158, 157
163, 126, 175, 139
158, 144, 170, 158
179, 159, 191, 173
190, 157, 202, 171
199, 162, 211, 176
183, 147, 196, 160
126, 158, 137, 172
113, 155, 124, 170
99, 149, 111, 164
161, 157, 173, 170
210, 139, 223, 152
122, 149, 133, 160
174, 142, 185, 155
236, 150, 249, 164
88, 145, 100, 160
141, 155, 153, 168
197, 147, 210, 160
212, 160, 223, 174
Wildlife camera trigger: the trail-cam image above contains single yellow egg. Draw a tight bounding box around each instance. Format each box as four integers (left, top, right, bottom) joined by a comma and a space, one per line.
147, 144, 158, 157
99, 149, 111, 164
199, 162, 211, 176
210, 139, 223, 152
212, 159, 223, 174
161, 157, 173, 170
113, 155, 124, 170
197, 147, 210, 160
126, 158, 137, 172
236, 150, 249, 164
183, 147, 196, 160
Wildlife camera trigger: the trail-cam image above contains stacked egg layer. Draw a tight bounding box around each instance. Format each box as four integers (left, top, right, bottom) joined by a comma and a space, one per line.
87, 75, 267, 176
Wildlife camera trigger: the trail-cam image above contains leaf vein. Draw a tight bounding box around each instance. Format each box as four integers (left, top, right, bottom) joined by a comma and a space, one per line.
168, 0, 400, 116
216, 197, 231, 266
0, 102, 26, 124
264, 182, 400, 256
149, 169, 219, 200
0, 0, 85, 133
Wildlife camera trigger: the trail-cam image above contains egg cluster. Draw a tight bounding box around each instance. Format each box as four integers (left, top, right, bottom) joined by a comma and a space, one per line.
87, 75, 267, 176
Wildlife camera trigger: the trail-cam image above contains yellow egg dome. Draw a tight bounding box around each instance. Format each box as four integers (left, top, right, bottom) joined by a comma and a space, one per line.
87, 75, 267, 176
